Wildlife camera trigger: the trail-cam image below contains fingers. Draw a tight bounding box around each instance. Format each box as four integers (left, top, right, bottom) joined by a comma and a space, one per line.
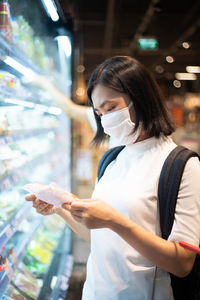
62, 198, 87, 211
62, 203, 72, 211
62, 203, 84, 217
32, 199, 45, 208
30, 198, 54, 215
70, 200, 87, 210
61, 201, 85, 221
36, 202, 54, 215
25, 193, 55, 216
39, 204, 55, 215
71, 215, 82, 223
25, 194, 36, 202
71, 210, 83, 218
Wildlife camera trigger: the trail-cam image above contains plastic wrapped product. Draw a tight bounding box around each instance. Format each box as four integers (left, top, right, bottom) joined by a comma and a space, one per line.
22, 183, 78, 207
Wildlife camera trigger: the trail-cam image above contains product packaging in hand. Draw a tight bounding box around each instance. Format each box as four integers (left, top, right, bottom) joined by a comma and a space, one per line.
22, 183, 78, 207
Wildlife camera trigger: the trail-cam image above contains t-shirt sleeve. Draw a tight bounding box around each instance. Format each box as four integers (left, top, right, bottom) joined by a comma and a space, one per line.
168, 156, 200, 246
87, 107, 97, 132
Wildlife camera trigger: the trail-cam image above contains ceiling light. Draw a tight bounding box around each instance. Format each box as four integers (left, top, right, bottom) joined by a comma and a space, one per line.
175, 73, 197, 80
186, 66, 200, 73
155, 65, 164, 73
173, 80, 181, 88
41, 0, 59, 22
77, 65, 85, 73
166, 56, 174, 63
182, 42, 190, 49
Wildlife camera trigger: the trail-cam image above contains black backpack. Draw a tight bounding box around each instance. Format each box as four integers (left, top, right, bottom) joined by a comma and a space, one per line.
97, 145, 200, 300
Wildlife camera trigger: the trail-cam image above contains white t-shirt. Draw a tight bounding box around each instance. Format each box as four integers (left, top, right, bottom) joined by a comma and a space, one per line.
87, 107, 119, 148
82, 136, 200, 300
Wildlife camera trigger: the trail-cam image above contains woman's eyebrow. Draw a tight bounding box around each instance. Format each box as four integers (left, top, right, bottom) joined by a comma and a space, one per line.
94, 99, 115, 111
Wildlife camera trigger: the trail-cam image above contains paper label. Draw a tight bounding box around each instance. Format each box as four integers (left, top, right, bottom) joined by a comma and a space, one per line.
22, 183, 77, 207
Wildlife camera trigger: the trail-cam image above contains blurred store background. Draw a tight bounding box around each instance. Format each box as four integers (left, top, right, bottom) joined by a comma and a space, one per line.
0, 0, 199, 299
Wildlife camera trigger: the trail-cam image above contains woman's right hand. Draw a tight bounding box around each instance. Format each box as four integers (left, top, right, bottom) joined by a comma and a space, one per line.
25, 194, 56, 215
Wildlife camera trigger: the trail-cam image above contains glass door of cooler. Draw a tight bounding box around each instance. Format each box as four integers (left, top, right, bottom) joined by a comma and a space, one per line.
0, 1, 74, 299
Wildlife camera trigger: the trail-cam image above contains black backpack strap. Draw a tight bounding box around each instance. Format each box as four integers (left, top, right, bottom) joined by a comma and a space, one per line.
158, 145, 200, 240
97, 145, 125, 181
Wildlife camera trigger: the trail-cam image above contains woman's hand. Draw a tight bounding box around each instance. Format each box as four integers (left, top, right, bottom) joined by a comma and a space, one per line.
67, 198, 119, 229
25, 194, 56, 215
28, 73, 50, 89
25, 194, 91, 242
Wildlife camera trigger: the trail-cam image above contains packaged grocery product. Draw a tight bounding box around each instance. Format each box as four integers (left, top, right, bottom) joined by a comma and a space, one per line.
22, 182, 78, 207
0, 0, 13, 42
23, 250, 48, 277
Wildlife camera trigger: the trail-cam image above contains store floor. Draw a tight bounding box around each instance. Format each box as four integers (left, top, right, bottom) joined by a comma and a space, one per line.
66, 233, 90, 300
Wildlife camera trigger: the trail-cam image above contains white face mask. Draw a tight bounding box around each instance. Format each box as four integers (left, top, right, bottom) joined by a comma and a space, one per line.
101, 102, 141, 145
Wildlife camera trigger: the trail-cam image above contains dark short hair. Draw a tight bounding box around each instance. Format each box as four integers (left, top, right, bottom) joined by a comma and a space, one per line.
87, 56, 175, 146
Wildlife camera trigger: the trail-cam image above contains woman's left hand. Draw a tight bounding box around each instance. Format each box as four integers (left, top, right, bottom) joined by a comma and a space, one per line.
68, 198, 118, 229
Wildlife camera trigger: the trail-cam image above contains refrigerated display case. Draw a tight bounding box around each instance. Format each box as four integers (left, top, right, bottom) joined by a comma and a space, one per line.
0, 1, 74, 299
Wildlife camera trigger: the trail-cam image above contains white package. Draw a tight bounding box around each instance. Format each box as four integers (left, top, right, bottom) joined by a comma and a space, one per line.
22, 183, 76, 207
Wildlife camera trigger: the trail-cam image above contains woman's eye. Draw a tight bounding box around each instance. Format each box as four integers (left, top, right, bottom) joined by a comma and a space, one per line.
107, 106, 115, 112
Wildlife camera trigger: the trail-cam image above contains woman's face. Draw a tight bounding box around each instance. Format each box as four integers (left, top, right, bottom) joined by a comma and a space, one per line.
91, 84, 135, 121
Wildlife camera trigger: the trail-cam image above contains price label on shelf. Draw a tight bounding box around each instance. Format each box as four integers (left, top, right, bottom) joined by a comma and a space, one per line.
12, 205, 29, 229
9, 248, 18, 267
4, 257, 14, 280
13, 218, 20, 229
0, 264, 6, 272
50, 276, 58, 290
0, 225, 13, 250
3, 178, 11, 190
0, 232, 7, 250
5, 226, 13, 238
60, 275, 69, 291
0, 137, 6, 145
5, 136, 13, 144
12, 174, 19, 183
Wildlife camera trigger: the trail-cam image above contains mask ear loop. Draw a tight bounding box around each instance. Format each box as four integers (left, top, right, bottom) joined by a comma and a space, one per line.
128, 102, 133, 109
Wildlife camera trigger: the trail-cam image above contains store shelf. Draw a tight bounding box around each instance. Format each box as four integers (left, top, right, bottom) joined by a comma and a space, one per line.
0, 3, 73, 299
50, 254, 74, 300
0, 202, 32, 254
0, 146, 59, 192
0, 218, 42, 298
0, 35, 42, 74
0, 128, 57, 146
0, 98, 62, 117
37, 225, 73, 300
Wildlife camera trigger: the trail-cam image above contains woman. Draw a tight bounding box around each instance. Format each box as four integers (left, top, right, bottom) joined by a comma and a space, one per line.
26, 56, 200, 300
